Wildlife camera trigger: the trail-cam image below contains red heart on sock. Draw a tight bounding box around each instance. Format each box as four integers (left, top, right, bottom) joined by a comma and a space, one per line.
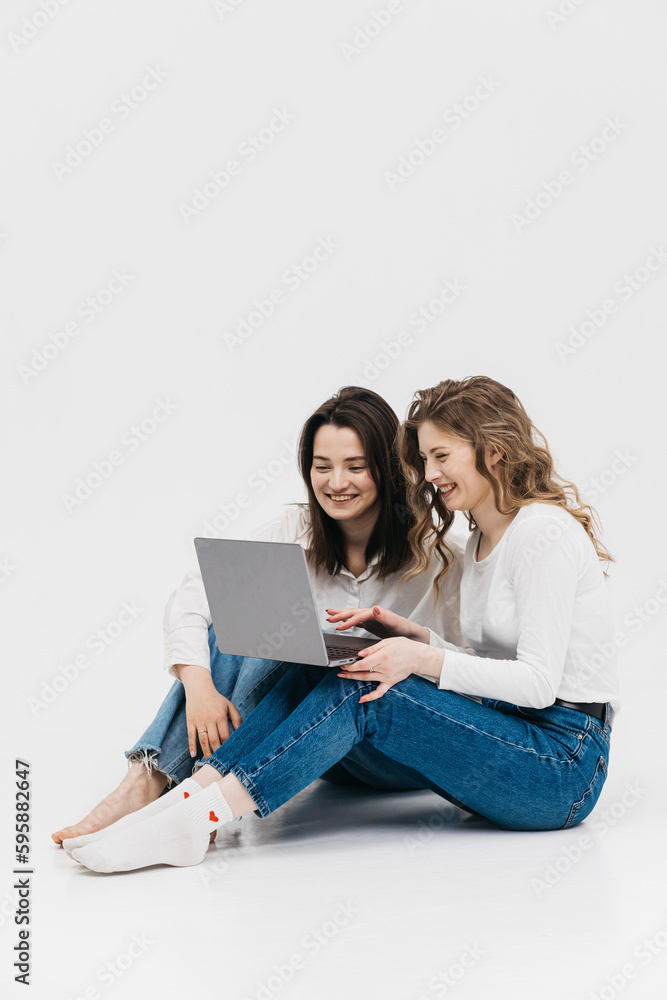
210, 810, 219, 822
183, 791, 190, 798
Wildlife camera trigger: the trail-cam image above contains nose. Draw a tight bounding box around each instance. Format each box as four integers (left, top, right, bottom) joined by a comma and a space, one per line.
328, 467, 351, 492
423, 458, 441, 483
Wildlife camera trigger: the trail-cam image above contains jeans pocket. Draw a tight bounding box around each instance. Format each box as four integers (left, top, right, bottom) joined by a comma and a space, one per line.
562, 755, 608, 828
588, 718, 611, 748
513, 705, 586, 757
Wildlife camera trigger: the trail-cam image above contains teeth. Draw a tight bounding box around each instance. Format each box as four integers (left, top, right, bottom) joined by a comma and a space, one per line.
330, 495, 356, 502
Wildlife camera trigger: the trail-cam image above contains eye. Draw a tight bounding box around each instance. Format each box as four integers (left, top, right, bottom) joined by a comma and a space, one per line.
349, 466, 365, 471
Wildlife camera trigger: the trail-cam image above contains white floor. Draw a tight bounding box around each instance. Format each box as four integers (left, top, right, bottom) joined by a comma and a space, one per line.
12, 717, 665, 1000
4, 2, 667, 997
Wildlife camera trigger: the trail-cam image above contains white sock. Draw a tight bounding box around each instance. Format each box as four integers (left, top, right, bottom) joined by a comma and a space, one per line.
62, 777, 202, 857
71, 784, 233, 872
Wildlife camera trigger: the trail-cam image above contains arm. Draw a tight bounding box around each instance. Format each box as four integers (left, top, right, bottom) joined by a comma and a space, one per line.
173, 663, 215, 688
428, 517, 581, 708
345, 515, 584, 709
163, 570, 213, 679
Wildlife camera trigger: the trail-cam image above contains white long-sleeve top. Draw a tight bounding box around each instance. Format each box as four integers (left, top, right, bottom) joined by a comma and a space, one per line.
427, 503, 621, 712
163, 503, 470, 679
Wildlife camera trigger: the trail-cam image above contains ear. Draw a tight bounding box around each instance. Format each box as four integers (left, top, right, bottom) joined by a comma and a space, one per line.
485, 443, 504, 468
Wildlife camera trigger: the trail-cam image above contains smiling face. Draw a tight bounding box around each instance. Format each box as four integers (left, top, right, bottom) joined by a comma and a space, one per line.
310, 424, 380, 523
417, 420, 500, 515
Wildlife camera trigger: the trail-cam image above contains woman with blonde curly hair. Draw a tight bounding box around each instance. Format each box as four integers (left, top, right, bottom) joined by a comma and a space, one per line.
65, 376, 620, 872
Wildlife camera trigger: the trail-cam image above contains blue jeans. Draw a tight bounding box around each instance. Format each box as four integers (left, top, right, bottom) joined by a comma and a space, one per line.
124, 624, 293, 787
196, 664, 613, 831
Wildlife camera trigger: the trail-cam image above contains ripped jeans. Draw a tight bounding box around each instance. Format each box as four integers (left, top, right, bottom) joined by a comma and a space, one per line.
123, 624, 294, 788
124, 625, 427, 795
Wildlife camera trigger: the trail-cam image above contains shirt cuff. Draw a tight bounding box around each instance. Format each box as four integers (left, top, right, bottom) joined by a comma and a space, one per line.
163, 627, 211, 679
427, 628, 450, 650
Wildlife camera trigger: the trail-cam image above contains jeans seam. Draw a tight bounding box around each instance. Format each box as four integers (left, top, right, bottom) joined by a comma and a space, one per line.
562, 755, 608, 828
194, 756, 230, 779
229, 765, 270, 817
384, 687, 583, 764
588, 719, 611, 747
388, 687, 580, 763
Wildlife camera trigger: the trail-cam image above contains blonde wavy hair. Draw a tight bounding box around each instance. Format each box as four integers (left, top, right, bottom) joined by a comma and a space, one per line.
397, 376, 613, 596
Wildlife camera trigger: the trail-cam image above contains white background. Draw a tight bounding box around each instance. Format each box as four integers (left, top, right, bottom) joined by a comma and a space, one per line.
2, 2, 666, 999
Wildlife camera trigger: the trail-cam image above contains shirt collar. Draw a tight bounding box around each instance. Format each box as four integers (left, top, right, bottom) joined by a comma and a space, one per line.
338, 552, 381, 582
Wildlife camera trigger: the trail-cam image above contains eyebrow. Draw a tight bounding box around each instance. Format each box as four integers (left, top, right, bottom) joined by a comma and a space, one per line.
312, 455, 366, 461
418, 446, 449, 455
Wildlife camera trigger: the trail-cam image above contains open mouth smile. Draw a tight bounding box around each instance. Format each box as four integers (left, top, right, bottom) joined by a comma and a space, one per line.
438, 483, 456, 498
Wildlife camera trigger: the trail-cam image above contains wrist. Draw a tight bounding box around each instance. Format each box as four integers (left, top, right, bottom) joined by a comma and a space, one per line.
416, 645, 445, 681
175, 663, 213, 689
411, 623, 431, 644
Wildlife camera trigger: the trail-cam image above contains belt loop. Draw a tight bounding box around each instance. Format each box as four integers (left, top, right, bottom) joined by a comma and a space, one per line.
603, 702, 614, 731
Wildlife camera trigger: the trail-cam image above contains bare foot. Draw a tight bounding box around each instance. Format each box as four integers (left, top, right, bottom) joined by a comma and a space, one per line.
51, 762, 168, 846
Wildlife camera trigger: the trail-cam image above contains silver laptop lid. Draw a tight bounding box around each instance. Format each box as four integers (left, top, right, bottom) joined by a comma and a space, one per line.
194, 537, 331, 666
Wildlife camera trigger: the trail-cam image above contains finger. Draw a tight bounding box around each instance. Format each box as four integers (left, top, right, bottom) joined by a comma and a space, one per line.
372, 605, 405, 625
213, 715, 229, 749
337, 670, 382, 683
187, 723, 197, 758
198, 728, 212, 759
208, 725, 223, 753
358, 683, 390, 703
229, 704, 243, 730
357, 641, 390, 662
326, 607, 370, 620
339, 651, 384, 672
329, 613, 368, 629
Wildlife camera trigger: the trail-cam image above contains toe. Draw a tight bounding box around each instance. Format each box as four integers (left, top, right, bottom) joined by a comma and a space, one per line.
71, 847, 110, 873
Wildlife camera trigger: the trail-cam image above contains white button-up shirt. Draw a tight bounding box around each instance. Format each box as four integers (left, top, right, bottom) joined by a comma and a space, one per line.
163, 503, 469, 679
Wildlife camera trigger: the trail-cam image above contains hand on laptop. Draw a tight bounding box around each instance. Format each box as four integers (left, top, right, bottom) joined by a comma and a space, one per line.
337, 636, 445, 705
325, 605, 430, 643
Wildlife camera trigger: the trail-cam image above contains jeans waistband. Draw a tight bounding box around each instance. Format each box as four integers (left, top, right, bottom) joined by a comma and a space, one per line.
554, 698, 614, 729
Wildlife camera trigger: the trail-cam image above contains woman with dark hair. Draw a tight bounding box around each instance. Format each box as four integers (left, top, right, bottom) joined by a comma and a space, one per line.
63, 375, 620, 873
53, 385, 465, 848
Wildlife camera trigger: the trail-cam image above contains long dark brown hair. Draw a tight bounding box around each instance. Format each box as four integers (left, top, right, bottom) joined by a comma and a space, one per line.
296, 386, 415, 579
397, 376, 613, 594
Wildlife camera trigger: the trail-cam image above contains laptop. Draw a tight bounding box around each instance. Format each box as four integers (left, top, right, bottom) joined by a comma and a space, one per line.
194, 537, 381, 666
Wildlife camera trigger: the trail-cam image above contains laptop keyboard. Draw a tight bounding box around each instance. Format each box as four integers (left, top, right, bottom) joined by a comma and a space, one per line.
325, 644, 362, 661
